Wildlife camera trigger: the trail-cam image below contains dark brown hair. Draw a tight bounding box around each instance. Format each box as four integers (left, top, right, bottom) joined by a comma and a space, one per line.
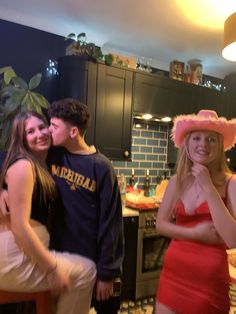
48, 98, 90, 136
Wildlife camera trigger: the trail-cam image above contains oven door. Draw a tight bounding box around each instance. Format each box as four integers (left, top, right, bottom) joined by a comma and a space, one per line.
136, 228, 169, 299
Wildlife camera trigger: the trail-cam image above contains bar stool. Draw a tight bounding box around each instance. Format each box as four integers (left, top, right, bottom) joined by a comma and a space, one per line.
0, 290, 52, 314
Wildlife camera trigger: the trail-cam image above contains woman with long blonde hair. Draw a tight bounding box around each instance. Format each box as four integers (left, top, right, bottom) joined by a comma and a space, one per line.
155, 110, 236, 314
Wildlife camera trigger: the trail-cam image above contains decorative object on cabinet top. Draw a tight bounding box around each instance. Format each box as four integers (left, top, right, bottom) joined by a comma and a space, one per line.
65, 32, 103, 60
65, 32, 136, 69
169, 60, 185, 81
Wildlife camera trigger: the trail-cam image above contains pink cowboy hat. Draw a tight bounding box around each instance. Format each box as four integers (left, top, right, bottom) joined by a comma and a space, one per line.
171, 109, 236, 151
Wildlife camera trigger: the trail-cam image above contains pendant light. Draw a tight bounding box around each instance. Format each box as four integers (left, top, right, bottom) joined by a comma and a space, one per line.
222, 12, 236, 61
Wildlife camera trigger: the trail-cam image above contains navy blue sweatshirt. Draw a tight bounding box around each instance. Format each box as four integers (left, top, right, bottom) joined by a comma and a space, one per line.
47, 147, 124, 281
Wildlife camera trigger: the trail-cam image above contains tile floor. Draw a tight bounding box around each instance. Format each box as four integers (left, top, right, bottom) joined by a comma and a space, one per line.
89, 297, 156, 314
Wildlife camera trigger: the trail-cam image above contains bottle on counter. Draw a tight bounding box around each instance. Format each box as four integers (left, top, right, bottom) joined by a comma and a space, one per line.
129, 168, 135, 187
144, 169, 150, 197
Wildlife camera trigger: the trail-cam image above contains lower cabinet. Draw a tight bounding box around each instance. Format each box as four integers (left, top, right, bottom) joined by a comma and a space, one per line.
121, 216, 138, 301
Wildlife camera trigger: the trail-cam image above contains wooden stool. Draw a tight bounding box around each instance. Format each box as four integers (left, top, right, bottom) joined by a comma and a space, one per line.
0, 290, 52, 314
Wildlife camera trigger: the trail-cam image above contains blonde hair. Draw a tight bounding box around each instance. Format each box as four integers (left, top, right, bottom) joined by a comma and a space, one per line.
0, 111, 56, 204
175, 132, 231, 196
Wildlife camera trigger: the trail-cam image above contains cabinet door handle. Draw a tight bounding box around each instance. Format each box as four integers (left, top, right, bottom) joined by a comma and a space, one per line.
124, 151, 129, 157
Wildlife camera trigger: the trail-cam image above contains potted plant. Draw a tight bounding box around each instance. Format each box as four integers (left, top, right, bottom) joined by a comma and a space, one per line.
65, 32, 103, 60
0, 66, 49, 149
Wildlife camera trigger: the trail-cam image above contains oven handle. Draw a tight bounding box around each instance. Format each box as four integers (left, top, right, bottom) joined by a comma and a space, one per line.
143, 230, 159, 238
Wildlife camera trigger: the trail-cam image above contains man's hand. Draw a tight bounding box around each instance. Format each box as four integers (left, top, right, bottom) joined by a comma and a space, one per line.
95, 279, 113, 301
0, 189, 9, 219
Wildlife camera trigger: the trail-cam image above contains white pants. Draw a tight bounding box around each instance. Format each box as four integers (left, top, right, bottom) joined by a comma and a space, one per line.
0, 225, 97, 314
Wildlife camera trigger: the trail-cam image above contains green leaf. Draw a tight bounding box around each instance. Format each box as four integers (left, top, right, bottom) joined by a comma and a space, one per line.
11, 76, 28, 90
65, 33, 76, 41
3, 95, 23, 118
77, 32, 86, 39
1, 119, 11, 148
9, 91, 26, 109
0, 66, 12, 75
20, 93, 31, 111
0, 66, 17, 85
29, 73, 42, 90
4, 68, 17, 85
34, 105, 43, 115
32, 92, 49, 109
1, 85, 18, 98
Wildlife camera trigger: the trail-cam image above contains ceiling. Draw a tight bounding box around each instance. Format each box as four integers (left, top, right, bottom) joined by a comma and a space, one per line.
1, 0, 236, 79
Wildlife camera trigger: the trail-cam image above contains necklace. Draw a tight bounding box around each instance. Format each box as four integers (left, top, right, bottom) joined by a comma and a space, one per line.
194, 181, 202, 199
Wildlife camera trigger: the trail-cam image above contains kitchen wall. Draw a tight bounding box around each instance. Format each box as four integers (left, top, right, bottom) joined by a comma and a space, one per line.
0, 18, 67, 102
112, 122, 172, 189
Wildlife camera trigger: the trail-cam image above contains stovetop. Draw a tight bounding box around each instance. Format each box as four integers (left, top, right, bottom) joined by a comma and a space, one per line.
138, 209, 158, 229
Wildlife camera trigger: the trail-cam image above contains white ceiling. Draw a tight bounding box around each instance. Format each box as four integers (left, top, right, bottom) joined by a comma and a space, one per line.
1, 0, 236, 79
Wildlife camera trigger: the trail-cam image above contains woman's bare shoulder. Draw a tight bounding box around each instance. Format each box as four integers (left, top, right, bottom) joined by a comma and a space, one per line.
8, 158, 31, 171
6, 159, 33, 182
168, 174, 177, 186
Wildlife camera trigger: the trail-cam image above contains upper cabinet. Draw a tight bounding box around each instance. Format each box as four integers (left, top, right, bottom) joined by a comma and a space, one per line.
57, 56, 97, 145
56, 56, 133, 160
95, 64, 133, 160
193, 84, 228, 117
224, 72, 236, 118
56, 56, 228, 161
133, 72, 195, 116
133, 71, 227, 117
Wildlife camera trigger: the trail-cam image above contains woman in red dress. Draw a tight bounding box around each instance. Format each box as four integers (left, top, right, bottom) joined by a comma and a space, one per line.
156, 110, 236, 314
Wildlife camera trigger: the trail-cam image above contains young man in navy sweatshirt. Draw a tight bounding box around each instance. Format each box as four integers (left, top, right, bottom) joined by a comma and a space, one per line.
47, 98, 124, 314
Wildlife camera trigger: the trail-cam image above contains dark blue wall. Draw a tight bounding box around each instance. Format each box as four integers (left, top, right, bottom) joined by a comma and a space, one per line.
0, 19, 68, 101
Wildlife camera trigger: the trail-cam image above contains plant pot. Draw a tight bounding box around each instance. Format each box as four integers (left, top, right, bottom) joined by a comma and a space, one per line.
66, 43, 88, 56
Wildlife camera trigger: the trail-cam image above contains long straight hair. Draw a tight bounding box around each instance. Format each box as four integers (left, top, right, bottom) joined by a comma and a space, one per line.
0, 111, 56, 204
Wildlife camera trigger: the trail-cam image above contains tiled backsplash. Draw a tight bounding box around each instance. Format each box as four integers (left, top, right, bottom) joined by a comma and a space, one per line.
112, 122, 171, 189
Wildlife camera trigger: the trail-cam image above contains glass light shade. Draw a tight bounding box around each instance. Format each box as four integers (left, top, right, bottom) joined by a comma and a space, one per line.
222, 12, 236, 61
142, 113, 152, 120
161, 117, 172, 122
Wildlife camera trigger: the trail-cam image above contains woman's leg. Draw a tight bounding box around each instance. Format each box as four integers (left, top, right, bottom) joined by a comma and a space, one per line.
0, 227, 96, 314
54, 252, 96, 314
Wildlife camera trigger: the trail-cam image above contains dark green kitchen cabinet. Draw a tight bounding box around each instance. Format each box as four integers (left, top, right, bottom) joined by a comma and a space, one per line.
56, 56, 133, 160
133, 71, 228, 118
193, 85, 228, 117
224, 73, 236, 118
133, 72, 195, 116
56, 56, 97, 145
95, 64, 133, 160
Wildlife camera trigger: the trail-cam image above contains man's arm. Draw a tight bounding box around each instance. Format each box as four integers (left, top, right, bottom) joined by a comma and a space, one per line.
95, 161, 124, 300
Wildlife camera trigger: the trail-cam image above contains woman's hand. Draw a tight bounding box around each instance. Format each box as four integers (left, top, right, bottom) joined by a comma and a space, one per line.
46, 263, 70, 294
191, 163, 214, 193
193, 221, 223, 244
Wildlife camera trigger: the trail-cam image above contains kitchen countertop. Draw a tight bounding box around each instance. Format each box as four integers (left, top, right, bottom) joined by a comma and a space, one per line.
122, 206, 139, 217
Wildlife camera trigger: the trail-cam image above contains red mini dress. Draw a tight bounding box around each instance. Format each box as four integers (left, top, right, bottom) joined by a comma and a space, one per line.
157, 200, 230, 314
